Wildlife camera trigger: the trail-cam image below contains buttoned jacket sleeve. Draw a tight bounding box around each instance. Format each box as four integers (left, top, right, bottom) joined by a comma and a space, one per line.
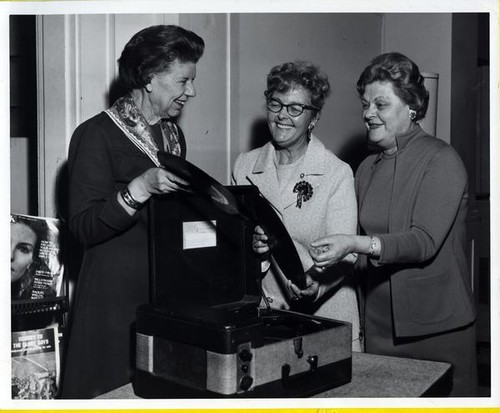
68, 114, 143, 247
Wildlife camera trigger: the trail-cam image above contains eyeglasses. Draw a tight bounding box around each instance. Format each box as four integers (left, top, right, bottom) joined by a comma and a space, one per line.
266, 98, 319, 117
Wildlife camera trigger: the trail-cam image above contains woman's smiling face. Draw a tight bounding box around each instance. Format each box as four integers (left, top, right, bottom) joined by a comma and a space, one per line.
267, 86, 317, 151
11, 222, 37, 283
148, 59, 197, 120
361, 81, 412, 151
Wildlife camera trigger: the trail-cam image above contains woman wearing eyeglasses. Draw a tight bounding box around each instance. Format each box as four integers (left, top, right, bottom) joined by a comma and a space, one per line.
232, 61, 361, 351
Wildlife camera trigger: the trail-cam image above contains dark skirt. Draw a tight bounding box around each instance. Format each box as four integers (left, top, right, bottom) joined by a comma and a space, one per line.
364, 271, 478, 397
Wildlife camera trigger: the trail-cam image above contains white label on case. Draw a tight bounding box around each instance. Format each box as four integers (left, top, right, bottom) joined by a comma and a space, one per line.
183, 220, 217, 250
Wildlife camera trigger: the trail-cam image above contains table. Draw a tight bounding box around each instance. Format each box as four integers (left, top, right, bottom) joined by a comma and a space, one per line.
318, 352, 451, 397
97, 352, 452, 399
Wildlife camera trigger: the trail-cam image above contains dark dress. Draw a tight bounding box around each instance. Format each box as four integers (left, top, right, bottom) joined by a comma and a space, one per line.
61, 112, 185, 398
356, 126, 478, 397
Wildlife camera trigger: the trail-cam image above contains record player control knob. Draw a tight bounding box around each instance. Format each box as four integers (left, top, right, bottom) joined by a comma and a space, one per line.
238, 349, 253, 362
240, 375, 253, 391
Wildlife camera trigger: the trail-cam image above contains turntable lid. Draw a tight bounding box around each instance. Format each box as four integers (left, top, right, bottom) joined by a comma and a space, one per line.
156, 151, 306, 291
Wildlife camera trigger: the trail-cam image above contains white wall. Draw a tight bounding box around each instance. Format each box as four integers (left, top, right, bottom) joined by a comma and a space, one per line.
36, 13, 385, 216
382, 13, 453, 143
178, 14, 230, 183
10, 138, 30, 213
37, 14, 180, 217
79, 14, 179, 124
29, 13, 463, 216
234, 13, 382, 161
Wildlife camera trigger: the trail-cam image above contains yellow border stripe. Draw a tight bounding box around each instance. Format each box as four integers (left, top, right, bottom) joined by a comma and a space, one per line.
0, 408, 500, 413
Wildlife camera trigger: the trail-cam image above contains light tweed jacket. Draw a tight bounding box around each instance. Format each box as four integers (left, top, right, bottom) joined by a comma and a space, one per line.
232, 134, 361, 350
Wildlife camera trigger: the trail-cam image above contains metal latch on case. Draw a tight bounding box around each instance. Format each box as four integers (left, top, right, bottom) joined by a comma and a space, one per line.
293, 337, 304, 358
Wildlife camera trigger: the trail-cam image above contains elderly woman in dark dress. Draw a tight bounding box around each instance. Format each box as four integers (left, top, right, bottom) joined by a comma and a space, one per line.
309, 52, 478, 396
61, 25, 204, 398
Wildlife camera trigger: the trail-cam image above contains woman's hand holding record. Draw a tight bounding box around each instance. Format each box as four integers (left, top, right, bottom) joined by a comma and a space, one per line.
252, 194, 307, 290
158, 151, 307, 290
157, 151, 241, 216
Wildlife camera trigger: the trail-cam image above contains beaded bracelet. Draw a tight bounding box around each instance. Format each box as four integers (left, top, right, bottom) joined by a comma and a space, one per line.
120, 187, 143, 210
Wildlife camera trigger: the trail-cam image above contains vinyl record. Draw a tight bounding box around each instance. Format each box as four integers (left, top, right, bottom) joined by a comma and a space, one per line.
157, 152, 241, 216
158, 151, 306, 289
253, 194, 307, 290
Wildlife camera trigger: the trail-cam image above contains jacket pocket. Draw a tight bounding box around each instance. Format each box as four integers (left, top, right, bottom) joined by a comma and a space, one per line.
404, 272, 455, 325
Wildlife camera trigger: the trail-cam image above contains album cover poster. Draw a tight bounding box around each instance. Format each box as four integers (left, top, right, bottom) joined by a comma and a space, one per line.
10, 214, 64, 301
11, 327, 60, 399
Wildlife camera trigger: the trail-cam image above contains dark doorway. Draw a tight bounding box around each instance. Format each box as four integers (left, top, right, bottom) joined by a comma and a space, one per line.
10, 15, 38, 215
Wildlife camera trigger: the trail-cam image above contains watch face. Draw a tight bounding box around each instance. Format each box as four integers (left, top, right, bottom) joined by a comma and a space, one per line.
157, 151, 241, 216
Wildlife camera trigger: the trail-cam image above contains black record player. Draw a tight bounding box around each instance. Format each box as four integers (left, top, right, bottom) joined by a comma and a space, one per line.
134, 184, 352, 398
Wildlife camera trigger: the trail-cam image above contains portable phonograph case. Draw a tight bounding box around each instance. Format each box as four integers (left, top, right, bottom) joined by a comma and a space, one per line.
134, 185, 352, 398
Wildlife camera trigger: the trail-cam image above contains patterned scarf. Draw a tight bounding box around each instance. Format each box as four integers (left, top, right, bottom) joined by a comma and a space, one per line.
105, 94, 181, 166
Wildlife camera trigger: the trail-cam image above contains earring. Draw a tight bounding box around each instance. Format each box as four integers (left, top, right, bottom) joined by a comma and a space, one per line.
308, 115, 319, 132
408, 109, 417, 121
307, 122, 316, 138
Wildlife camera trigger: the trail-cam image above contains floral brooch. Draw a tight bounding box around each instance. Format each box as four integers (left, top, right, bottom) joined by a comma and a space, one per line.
293, 180, 313, 208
